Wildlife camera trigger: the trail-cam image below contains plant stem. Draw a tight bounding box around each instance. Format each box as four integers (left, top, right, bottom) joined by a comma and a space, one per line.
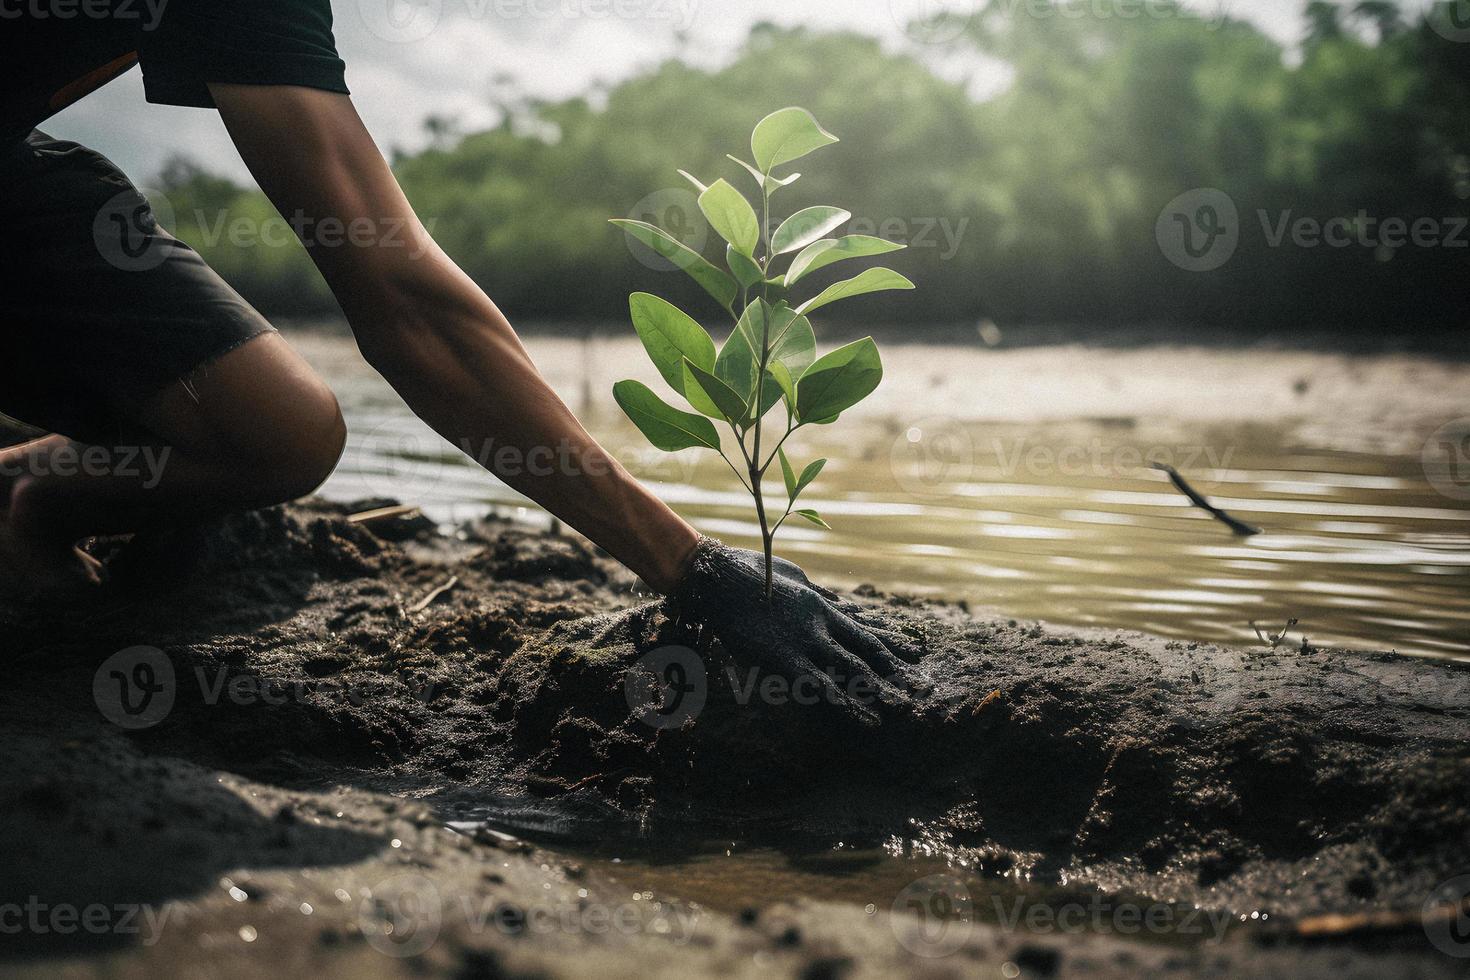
750, 458, 773, 601
751, 182, 776, 600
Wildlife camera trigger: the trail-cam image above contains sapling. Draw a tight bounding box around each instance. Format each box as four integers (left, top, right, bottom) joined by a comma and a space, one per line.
611, 107, 914, 599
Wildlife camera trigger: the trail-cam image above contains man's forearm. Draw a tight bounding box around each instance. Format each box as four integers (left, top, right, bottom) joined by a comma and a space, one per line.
207, 84, 700, 589
356, 284, 699, 594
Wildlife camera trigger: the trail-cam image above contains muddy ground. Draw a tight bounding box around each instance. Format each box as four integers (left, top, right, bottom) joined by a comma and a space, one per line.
2, 500, 1468, 977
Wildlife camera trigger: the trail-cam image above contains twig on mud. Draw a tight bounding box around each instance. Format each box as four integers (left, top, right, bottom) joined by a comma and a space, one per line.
1150, 463, 1261, 536
1293, 902, 1468, 941
568, 768, 633, 792
347, 504, 423, 526
408, 575, 459, 614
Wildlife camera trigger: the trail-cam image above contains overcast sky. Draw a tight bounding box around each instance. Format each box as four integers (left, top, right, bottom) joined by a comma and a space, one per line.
42, 0, 1337, 186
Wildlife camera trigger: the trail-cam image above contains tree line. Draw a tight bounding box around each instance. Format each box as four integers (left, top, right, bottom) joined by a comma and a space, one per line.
159, 2, 1470, 335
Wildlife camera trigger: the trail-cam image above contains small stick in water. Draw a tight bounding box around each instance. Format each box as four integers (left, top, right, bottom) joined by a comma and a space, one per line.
1150, 463, 1262, 537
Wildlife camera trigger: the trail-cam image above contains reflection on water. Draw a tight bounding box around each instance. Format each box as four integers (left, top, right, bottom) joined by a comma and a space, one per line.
445, 812, 1249, 949
292, 328, 1470, 660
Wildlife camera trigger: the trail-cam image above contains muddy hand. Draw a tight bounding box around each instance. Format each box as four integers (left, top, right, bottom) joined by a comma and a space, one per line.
767, 552, 924, 663
673, 537, 919, 724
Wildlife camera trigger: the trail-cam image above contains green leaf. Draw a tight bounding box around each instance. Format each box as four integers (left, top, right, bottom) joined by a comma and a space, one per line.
751, 107, 839, 173
768, 360, 797, 412
731, 301, 814, 411
714, 329, 783, 422
726, 155, 800, 194
726, 245, 763, 289
796, 267, 915, 315
770, 309, 815, 379
779, 448, 798, 500
610, 219, 737, 310
795, 458, 826, 497
698, 179, 760, 257
682, 357, 749, 424
779, 454, 826, 504
786, 235, 906, 285
771, 206, 851, 256
794, 508, 831, 530
627, 292, 720, 417
613, 380, 721, 452
734, 298, 778, 352
677, 169, 708, 194
628, 292, 716, 380
796, 337, 883, 423
714, 329, 758, 408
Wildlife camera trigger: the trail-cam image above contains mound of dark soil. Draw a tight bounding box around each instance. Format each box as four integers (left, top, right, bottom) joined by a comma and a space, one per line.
3, 500, 1467, 922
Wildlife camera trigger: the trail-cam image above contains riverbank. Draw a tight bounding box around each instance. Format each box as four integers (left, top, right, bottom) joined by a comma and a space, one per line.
2, 501, 1468, 976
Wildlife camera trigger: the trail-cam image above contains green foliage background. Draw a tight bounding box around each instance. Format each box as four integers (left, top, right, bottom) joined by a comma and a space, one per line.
160, 2, 1470, 332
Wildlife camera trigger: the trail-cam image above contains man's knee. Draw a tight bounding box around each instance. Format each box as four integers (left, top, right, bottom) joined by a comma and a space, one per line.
261, 383, 346, 503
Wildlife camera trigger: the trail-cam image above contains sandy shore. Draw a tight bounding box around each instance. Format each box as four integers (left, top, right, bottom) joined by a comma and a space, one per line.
2, 500, 1468, 977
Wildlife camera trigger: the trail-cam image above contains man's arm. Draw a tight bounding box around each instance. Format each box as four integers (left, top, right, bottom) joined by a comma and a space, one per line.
208, 83, 699, 592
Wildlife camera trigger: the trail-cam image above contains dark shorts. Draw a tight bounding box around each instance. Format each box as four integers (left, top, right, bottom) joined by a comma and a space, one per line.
0, 131, 274, 444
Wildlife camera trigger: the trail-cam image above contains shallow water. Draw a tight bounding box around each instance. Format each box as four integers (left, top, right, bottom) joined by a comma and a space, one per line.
444, 810, 1257, 951
292, 327, 1470, 660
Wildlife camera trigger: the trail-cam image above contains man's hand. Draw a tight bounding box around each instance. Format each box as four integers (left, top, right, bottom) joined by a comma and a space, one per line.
673, 538, 923, 724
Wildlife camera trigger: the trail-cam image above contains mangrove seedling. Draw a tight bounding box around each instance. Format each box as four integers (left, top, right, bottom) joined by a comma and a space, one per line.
611, 107, 914, 599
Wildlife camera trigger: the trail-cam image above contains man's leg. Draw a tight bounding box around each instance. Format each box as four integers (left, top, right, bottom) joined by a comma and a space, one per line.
0, 332, 346, 597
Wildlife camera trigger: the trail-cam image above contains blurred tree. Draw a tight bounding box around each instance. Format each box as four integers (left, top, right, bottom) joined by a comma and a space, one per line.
161, 5, 1469, 336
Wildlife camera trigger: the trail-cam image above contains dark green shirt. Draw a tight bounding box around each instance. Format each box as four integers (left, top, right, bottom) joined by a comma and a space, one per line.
2, 0, 349, 145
